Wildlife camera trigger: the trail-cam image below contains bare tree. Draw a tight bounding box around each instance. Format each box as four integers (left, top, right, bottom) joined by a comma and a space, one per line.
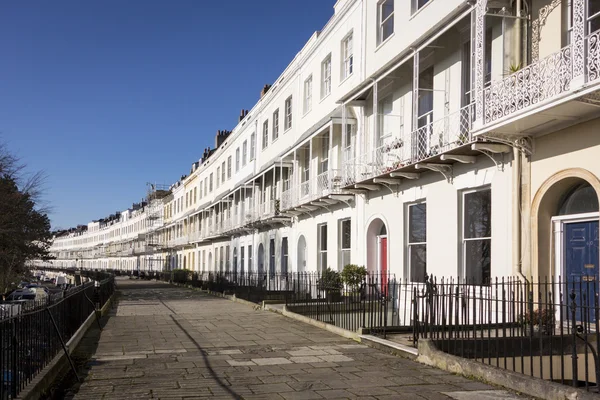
0, 140, 53, 293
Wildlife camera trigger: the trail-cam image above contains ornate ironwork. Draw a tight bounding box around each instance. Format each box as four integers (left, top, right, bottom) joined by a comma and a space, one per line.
484, 45, 573, 124
587, 29, 600, 82
531, 0, 562, 62
474, 0, 487, 123
572, 0, 586, 79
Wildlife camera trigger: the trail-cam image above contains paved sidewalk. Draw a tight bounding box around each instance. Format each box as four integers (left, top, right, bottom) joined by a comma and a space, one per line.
66, 278, 531, 400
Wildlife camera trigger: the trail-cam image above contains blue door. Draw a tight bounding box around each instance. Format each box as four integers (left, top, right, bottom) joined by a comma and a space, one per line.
565, 221, 599, 323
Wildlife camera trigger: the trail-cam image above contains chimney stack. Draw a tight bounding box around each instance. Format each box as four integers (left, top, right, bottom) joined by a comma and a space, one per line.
260, 84, 271, 99
215, 129, 231, 148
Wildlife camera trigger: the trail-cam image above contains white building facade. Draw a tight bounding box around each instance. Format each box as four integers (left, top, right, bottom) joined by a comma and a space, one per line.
47, 0, 600, 285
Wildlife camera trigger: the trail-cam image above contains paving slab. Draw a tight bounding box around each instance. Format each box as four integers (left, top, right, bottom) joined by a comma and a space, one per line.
64, 278, 535, 399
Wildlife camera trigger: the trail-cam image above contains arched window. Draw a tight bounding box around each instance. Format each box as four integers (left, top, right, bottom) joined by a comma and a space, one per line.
557, 182, 599, 215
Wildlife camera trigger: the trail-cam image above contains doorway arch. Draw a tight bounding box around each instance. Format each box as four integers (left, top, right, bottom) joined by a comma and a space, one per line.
257, 244, 265, 275
532, 169, 600, 279
297, 235, 307, 273
366, 217, 389, 276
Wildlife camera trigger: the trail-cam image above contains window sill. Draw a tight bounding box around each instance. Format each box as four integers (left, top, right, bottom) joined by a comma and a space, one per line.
320, 93, 331, 103
284, 127, 292, 134
339, 73, 353, 86
375, 33, 395, 53
409, 1, 433, 20
303, 109, 312, 118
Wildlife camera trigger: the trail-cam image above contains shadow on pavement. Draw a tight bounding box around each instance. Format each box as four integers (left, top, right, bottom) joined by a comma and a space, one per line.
169, 314, 240, 399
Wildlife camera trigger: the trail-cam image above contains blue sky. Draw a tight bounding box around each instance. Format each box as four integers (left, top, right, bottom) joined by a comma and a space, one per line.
0, 0, 335, 230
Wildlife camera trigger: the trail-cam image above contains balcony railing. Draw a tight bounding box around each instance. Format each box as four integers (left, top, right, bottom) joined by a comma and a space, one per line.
484, 45, 573, 124
343, 104, 473, 185
587, 29, 600, 83
414, 104, 473, 160
299, 179, 311, 201
258, 201, 275, 220
281, 187, 293, 210
315, 169, 348, 196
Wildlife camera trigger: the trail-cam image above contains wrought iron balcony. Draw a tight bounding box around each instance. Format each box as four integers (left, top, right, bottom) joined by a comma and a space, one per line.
480, 27, 600, 135
484, 45, 573, 125
344, 103, 474, 186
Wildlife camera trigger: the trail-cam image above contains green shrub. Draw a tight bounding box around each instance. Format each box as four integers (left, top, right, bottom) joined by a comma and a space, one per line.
317, 267, 343, 292
341, 264, 367, 288
171, 269, 192, 284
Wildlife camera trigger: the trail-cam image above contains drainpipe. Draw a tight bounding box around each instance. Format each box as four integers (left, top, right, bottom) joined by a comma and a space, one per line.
515, 0, 523, 67
513, 147, 527, 282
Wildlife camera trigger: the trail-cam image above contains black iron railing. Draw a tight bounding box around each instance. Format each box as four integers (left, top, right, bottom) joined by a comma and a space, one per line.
118, 269, 600, 390
414, 275, 600, 392
0, 275, 114, 399
137, 270, 418, 336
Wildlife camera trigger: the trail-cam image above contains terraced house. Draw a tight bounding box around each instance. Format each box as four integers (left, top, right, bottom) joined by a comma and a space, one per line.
47, 0, 600, 288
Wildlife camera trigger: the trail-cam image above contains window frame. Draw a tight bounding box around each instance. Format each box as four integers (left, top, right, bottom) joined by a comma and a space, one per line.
304, 75, 313, 115
407, 201, 427, 283
242, 140, 248, 166
321, 55, 332, 99
248, 245, 253, 274
273, 109, 280, 138
227, 156, 232, 179
250, 132, 256, 160
235, 148, 240, 172
262, 120, 269, 150
411, 0, 431, 15
284, 96, 293, 131
338, 218, 351, 271
461, 187, 492, 285
317, 223, 328, 274
281, 237, 289, 274
221, 161, 226, 183
240, 245, 245, 275
341, 32, 354, 80
378, 0, 394, 45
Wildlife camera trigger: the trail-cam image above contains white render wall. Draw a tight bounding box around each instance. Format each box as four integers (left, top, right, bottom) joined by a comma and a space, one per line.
49, 0, 524, 281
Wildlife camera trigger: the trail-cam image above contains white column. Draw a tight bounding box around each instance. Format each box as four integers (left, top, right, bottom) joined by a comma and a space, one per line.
293, 150, 297, 205
342, 103, 347, 159
412, 52, 420, 132
309, 140, 313, 198
373, 80, 379, 152
328, 124, 333, 175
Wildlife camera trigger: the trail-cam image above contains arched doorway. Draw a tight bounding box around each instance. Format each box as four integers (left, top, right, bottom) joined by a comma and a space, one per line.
533, 171, 600, 322
366, 218, 388, 278
297, 235, 307, 273
257, 244, 265, 275
550, 181, 599, 280
533, 170, 600, 279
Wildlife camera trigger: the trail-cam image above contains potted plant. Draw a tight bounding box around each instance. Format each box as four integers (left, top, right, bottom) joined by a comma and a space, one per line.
317, 267, 343, 302
519, 308, 555, 336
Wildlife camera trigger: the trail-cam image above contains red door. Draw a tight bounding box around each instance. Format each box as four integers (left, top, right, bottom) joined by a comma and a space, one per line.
380, 237, 388, 297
